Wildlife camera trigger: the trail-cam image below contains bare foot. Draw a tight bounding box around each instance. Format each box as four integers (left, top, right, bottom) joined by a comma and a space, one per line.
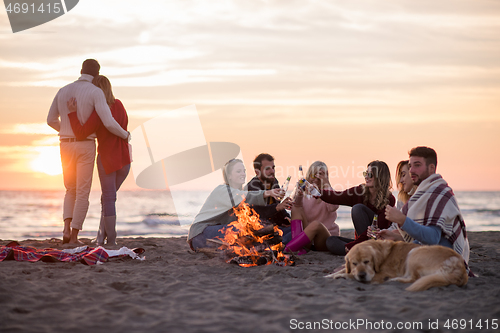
62, 229, 71, 244
68, 239, 85, 245
63, 218, 72, 244
68, 228, 83, 245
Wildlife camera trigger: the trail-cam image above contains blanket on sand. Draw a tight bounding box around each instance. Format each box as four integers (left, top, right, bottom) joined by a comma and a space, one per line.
0, 241, 145, 266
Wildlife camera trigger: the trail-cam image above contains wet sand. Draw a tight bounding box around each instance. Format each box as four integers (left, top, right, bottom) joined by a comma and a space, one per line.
1, 230, 499, 333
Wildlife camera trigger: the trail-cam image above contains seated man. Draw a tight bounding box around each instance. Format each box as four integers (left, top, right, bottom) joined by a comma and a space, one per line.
244, 153, 292, 226
385, 146, 470, 270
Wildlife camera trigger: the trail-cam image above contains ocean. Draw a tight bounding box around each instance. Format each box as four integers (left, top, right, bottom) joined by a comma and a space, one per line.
1, 190, 499, 241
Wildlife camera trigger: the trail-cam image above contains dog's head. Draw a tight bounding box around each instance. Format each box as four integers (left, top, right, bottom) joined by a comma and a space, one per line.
345, 240, 392, 283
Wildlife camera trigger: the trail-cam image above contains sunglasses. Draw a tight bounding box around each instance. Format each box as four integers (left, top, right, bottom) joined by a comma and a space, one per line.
363, 171, 374, 178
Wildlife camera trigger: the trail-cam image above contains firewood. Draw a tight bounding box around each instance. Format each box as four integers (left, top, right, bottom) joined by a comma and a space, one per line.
196, 248, 220, 258
253, 225, 275, 237
228, 254, 270, 266
206, 238, 230, 247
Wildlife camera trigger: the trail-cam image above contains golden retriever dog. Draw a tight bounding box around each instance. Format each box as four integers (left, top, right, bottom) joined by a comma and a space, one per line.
327, 240, 468, 291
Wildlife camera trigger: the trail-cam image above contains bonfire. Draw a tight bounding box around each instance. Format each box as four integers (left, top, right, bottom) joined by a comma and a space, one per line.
210, 199, 294, 267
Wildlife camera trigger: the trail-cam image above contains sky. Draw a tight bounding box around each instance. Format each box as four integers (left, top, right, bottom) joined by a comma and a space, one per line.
0, 0, 499, 191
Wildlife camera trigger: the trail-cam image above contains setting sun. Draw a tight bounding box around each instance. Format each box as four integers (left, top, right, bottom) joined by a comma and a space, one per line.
31, 146, 62, 176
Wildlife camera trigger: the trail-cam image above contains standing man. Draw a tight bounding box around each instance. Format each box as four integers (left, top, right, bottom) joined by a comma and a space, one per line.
47, 59, 130, 244
385, 146, 470, 267
245, 153, 292, 225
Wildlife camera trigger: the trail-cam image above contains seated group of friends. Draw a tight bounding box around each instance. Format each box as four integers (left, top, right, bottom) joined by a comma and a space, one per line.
187, 146, 470, 272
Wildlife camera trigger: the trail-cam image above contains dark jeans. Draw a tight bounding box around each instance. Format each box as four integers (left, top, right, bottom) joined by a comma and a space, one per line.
326, 204, 376, 255
97, 155, 130, 217
325, 236, 354, 255
351, 203, 376, 235
280, 226, 292, 244
191, 224, 236, 250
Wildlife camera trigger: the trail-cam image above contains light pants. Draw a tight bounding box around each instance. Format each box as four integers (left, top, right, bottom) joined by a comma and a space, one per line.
60, 140, 96, 230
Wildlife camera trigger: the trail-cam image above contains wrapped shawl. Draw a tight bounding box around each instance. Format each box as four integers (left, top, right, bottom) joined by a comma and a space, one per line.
401, 174, 470, 264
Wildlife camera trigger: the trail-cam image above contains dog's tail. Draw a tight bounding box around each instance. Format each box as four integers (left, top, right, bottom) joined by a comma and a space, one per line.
406, 273, 449, 292
406, 257, 468, 292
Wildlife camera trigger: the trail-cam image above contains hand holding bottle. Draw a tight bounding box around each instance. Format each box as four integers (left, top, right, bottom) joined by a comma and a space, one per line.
298, 179, 321, 198
368, 214, 379, 239
276, 197, 293, 211
265, 188, 283, 200
277, 176, 291, 201
367, 226, 379, 239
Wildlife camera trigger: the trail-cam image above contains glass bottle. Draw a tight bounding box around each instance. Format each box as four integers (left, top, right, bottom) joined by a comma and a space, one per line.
370, 214, 379, 239
298, 165, 321, 198
277, 176, 291, 201
281, 176, 291, 192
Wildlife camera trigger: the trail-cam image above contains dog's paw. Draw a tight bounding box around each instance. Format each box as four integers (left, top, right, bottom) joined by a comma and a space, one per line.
334, 273, 348, 280
325, 271, 348, 279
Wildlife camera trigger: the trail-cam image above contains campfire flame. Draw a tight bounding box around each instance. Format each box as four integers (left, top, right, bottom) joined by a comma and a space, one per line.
216, 199, 293, 267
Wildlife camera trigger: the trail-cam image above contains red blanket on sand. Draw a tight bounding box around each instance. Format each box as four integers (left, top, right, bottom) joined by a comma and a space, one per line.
0, 241, 109, 266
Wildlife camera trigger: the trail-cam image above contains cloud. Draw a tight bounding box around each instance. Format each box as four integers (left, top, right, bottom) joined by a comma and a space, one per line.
0, 123, 56, 135
2, 0, 500, 92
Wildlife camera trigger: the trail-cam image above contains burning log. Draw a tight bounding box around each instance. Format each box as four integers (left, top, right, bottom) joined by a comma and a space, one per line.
212, 199, 294, 267
252, 224, 275, 237
228, 254, 270, 267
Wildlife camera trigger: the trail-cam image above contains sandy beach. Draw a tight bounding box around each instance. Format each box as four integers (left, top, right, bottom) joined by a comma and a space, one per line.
1, 230, 499, 333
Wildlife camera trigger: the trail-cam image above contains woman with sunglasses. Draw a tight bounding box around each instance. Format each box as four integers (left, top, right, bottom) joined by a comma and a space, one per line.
284, 160, 395, 255
187, 158, 283, 250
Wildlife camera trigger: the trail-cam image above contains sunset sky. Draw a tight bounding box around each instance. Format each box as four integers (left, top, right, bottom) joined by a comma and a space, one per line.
1, 0, 499, 191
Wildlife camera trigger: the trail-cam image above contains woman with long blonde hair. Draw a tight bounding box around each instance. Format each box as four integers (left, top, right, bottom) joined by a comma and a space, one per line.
395, 160, 417, 208
283, 161, 339, 254
376, 160, 417, 241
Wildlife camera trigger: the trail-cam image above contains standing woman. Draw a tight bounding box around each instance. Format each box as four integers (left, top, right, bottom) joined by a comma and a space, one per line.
67, 75, 131, 246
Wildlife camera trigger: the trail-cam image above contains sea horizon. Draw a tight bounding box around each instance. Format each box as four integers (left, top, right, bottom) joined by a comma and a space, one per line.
1, 189, 499, 241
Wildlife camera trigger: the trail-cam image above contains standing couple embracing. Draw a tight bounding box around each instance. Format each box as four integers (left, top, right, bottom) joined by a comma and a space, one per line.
47, 59, 131, 246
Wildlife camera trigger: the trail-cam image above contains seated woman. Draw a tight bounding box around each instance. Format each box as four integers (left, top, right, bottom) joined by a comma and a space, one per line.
292, 161, 340, 235
377, 160, 416, 241
188, 159, 282, 250
285, 162, 339, 253
285, 160, 396, 255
